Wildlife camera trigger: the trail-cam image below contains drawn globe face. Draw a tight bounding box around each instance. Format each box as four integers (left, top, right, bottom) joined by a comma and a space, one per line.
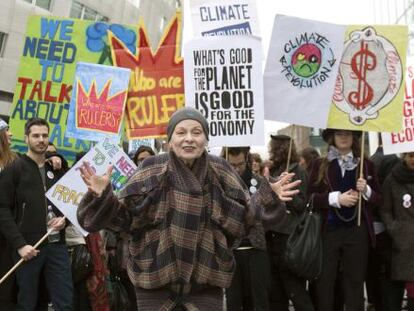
291, 44, 322, 78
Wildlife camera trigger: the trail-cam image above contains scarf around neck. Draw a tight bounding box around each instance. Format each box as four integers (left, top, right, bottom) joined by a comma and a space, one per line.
327, 146, 359, 171
392, 161, 414, 184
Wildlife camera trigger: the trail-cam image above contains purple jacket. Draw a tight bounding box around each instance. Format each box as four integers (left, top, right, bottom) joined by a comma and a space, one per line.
307, 158, 382, 246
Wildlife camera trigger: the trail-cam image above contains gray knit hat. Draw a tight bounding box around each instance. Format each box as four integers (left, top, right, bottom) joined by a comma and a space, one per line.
0, 118, 8, 131
167, 107, 209, 142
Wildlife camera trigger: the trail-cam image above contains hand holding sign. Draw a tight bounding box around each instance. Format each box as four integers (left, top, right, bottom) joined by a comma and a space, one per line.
79, 161, 113, 198
356, 177, 368, 195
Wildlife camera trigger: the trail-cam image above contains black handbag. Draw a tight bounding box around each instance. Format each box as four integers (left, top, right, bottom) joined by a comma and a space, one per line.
69, 244, 93, 283
284, 195, 323, 279
107, 251, 132, 311
109, 276, 131, 311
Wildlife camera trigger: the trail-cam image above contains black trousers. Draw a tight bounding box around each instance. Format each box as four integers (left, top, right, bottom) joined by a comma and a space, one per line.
409, 297, 414, 311
0, 241, 16, 310
266, 232, 314, 311
226, 248, 270, 311
315, 224, 369, 311
73, 279, 92, 311
366, 231, 406, 311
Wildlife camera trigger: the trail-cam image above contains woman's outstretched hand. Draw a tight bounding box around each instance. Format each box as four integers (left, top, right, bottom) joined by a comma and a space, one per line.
79, 161, 112, 198
270, 173, 301, 202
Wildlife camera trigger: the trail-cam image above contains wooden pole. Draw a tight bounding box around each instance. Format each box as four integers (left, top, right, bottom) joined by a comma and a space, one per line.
357, 133, 365, 226
0, 217, 66, 285
286, 125, 295, 172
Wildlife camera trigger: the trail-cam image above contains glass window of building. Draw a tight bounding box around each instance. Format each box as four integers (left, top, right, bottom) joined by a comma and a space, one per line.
70, 1, 109, 22
310, 128, 321, 137
36, 0, 52, 10
23, 0, 52, 10
83, 6, 97, 21
0, 32, 8, 57
69, 1, 83, 19
97, 14, 109, 22
127, 0, 140, 7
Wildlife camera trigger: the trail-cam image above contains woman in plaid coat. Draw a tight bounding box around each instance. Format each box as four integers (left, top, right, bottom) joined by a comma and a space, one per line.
77, 107, 301, 310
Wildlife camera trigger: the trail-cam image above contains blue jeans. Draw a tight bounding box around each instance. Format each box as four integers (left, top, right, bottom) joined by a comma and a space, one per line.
14, 243, 73, 311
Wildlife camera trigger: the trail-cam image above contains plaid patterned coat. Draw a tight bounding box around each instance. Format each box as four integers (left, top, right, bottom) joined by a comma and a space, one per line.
78, 151, 283, 290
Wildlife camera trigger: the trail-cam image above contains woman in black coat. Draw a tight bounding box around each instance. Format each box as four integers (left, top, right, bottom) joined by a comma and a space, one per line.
380, 152, 414, 311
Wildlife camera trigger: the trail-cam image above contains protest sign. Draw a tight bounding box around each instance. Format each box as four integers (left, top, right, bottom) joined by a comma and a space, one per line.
128, 138, 155, 155
190, 0, 260, 37
264, 15, 346, 128
65, 62, 130, 142
184, 35, 264, 147
328, 25, 408, 132
46, 138, 137, 236
9, 16, 137, 163
382, 60, 414, 154
109, 11, 184, 139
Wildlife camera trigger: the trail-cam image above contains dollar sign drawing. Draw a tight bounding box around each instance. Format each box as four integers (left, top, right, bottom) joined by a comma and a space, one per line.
348, 41, 377, 110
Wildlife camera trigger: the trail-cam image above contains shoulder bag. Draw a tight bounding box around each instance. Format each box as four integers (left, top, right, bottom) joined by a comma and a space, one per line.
284, 195, 323, 279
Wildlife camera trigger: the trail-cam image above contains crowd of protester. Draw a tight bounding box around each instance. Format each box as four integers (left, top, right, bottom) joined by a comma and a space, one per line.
1, 112, 414, 310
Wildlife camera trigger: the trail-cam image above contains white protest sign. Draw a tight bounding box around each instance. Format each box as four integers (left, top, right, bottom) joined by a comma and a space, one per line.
190, 0, 260, 37
382, 60, 414, 155
128, 138, 155, 155
264, 15, 346, 128
184, 35, 264, 147
46, 138, 137, 236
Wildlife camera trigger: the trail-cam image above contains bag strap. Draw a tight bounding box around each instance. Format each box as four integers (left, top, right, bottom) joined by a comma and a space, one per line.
307, 194, 315, 213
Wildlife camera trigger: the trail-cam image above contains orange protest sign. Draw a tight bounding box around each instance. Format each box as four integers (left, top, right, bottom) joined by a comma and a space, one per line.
109, 11, 184, 139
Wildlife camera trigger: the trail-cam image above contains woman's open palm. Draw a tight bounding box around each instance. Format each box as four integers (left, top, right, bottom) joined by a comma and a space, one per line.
79, 161, 112, 197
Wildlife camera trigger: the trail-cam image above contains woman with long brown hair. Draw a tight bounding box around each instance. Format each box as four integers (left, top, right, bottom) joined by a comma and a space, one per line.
266, 134, 313, 311
308, 129, 382, 311
298, 147, 320, 175
0, 118, 16, 171
0, 118, 17, 309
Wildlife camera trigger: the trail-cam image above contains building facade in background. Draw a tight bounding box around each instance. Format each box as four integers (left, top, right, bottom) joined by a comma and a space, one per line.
277, 125, 325, 155
374, 0, 414, 56
0, 0, 178, 121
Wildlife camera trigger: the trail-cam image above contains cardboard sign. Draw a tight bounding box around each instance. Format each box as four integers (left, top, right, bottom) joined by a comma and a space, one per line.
382, 60, 414, 154
190, 0, 260, 37
264, 15, 346, 128
65, 62, 130, 142
184, 35, 264, 147
110, 12, 184, 139
9, 16, 137, 163
328, 25, 408, 132
128, 138, 155, 155
46, 138, 137, 236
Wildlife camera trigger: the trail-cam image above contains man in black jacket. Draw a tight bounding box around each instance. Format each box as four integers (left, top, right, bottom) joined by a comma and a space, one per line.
0, 118, 73, 311
223, 147, 271, 311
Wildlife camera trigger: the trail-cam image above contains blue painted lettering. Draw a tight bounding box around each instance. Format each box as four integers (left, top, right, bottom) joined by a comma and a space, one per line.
40, 18, 74, 41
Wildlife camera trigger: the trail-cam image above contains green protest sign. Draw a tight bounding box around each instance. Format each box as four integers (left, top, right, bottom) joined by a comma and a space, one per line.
9, 16, 136, 163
